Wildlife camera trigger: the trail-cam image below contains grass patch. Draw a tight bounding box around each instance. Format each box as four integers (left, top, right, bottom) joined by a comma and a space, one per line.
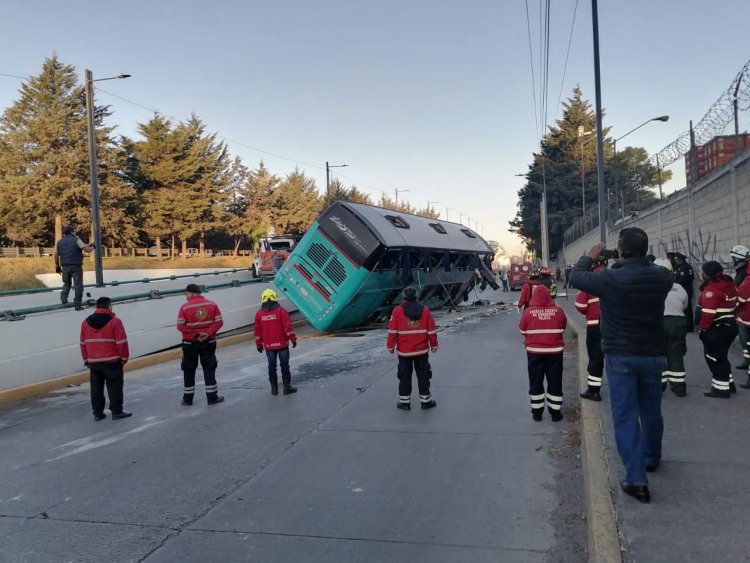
0, 255, 253, 291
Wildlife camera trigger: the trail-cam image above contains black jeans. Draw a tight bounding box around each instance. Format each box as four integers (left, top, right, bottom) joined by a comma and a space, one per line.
90, 362, 124, 415
397, 354, 433, 404
61, 264, 83, 305
527, 352, 563, 414
181, 340, 219, 402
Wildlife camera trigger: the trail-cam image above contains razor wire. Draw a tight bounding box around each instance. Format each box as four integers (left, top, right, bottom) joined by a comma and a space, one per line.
650, 59, 750, 169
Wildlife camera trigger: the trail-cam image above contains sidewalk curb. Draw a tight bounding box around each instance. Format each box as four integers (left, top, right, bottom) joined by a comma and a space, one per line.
568, 318, 623, 563
0, 332, 254, 408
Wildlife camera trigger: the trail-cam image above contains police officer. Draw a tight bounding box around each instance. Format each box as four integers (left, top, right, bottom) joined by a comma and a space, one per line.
54, 225, 93, 310
670, 252, 695, 331
730, 245, 750, 370
176, 284, 224, 406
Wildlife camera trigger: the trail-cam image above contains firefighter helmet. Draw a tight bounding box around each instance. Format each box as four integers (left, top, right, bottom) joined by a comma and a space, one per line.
653, 258, 672, 271
261, 289, 278, 303
729, 245, 750, 263
539, 266, 552, 276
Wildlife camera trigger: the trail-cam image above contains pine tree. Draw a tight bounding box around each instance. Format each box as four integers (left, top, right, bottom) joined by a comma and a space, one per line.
0, 55, 137, 245
271, 168, 321, 235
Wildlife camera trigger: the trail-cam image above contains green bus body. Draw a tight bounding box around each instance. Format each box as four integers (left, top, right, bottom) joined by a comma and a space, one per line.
274, 202, 497, 331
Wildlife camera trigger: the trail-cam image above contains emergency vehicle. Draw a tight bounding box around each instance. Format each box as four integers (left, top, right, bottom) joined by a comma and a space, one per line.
509, 262, 533, 291
252, 235, 297, 278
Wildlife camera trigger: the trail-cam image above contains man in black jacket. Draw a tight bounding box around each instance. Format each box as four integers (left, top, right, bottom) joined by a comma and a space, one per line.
570, 228, 673, 504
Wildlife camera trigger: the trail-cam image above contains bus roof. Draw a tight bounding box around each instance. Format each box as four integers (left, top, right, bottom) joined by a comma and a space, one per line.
328, 201, 494, 254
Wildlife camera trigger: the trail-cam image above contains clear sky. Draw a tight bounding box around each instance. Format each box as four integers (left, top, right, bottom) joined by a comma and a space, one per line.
1, 0, 749, 257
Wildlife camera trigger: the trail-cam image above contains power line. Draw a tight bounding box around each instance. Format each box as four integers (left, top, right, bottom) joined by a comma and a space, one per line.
524, 0, 540, 145
554, 0, 580, 121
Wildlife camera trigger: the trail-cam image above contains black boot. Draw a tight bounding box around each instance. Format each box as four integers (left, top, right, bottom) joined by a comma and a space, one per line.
282, 376, 297, 395
270, 377, 279, 396
704, 388, 730, 399
579, 388, 601, 401
735, 361, 750, 370
730, 382, 737, 394
670, 383, 687, 397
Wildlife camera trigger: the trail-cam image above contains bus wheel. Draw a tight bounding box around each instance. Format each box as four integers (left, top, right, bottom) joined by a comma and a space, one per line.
251, 264, 258, 278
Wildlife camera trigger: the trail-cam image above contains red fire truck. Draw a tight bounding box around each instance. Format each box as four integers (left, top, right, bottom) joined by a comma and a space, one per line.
509, 262, 533, 291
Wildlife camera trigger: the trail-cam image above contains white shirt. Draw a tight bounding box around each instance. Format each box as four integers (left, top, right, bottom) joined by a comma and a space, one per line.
664, 283, 688, 317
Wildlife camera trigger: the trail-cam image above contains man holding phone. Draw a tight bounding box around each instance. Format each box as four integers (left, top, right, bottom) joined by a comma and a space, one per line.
569, 228, 673, 503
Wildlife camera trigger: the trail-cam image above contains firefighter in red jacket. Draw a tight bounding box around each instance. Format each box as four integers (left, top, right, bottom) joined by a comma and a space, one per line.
697, 261, 738, 398
254, 289, 298, 395
519, 285, 567, 421
80, 296, 131, 421
575, 256, 606, 401
177, 283, 224, 406
387, 287, 438, 410
517, 270, 540, 311
736, 261, 750, 389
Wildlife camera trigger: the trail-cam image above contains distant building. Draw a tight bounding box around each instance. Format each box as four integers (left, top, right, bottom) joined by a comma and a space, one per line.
685, 134, 750, 186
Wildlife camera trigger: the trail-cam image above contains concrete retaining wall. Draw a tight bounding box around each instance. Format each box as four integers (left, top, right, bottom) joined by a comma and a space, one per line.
0, 276, 295, 392
562, 150, 750, 270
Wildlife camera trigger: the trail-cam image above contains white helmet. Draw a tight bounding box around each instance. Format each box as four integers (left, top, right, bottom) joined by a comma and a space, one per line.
730, 245, 750, 262
653, 258, 672, 271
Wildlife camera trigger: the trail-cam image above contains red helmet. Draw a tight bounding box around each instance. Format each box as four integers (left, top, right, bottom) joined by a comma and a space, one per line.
539, 266, 552, 276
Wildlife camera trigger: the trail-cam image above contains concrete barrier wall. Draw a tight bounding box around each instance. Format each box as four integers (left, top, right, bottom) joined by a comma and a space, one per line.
0, 279, 295, 392
562, 150, 750, 271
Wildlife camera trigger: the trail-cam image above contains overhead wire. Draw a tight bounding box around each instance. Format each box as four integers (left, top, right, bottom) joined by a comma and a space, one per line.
554, 0, 580, 121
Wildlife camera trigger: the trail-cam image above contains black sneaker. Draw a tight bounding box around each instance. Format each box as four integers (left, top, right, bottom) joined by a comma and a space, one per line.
93, 412, 106, 421
420, 399, 437, 410
207, 396, 225, 405
112, 412, 132, 420
397, 402, 411, 411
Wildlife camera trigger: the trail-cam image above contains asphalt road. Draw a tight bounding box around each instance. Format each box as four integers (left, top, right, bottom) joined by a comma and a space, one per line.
0, 295, 585, 562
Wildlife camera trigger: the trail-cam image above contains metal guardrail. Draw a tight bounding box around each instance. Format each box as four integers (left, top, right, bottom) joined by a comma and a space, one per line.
0, 273, 270, 321
0, 268, 254, 297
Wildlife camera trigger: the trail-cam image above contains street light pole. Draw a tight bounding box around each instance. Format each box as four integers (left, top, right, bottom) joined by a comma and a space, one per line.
613, 115, 670, 215
591, 0, 607, 242
445, 207, 454, 222
85, 69, 130, 287
325, 161, 349, 201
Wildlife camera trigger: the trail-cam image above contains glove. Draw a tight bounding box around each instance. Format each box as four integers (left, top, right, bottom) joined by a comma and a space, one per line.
388, 348, 395, 354
55, 266, 62, 274
292, 340, 297, 348
430, 347, 438, 353
257, 345, 263, 353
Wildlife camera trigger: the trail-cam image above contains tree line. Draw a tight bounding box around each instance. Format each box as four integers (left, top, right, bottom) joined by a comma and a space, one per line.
0, 56, 439, 254
509, 87, 671, 257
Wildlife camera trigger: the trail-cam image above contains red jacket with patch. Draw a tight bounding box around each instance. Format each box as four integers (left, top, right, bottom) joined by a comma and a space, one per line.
574, 266, 603, 326
517, 278, 540, 311
698, 276, 737, 331
254, 303, 297, 350
177, 296, 224, 341
386, 301, 438, 357
80, 309, 129, 365
519, 285, 567, 354
736, 275, 750, 327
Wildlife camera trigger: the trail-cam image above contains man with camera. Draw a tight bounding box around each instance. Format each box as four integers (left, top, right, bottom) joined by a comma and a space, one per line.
569, 228, 673, 503
54, 225, 94, 311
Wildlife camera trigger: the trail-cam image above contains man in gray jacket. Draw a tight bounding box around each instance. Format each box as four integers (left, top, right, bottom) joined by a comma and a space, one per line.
570, 228, 673, 504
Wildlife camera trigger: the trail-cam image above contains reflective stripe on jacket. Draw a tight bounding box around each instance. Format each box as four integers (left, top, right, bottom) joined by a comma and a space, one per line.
698, 276, 737, 331
177, 296, 224, 341
386, 302, 438, 357
519, 285, 567, 353
80, 309, 129, 364
736, 275, 750, 326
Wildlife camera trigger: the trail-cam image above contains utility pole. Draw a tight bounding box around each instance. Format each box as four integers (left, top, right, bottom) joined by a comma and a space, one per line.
591, 0, 607, 243
326, 161, 349, 201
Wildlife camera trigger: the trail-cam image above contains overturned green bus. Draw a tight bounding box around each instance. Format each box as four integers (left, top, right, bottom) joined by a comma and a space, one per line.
273, 201, 498, 331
